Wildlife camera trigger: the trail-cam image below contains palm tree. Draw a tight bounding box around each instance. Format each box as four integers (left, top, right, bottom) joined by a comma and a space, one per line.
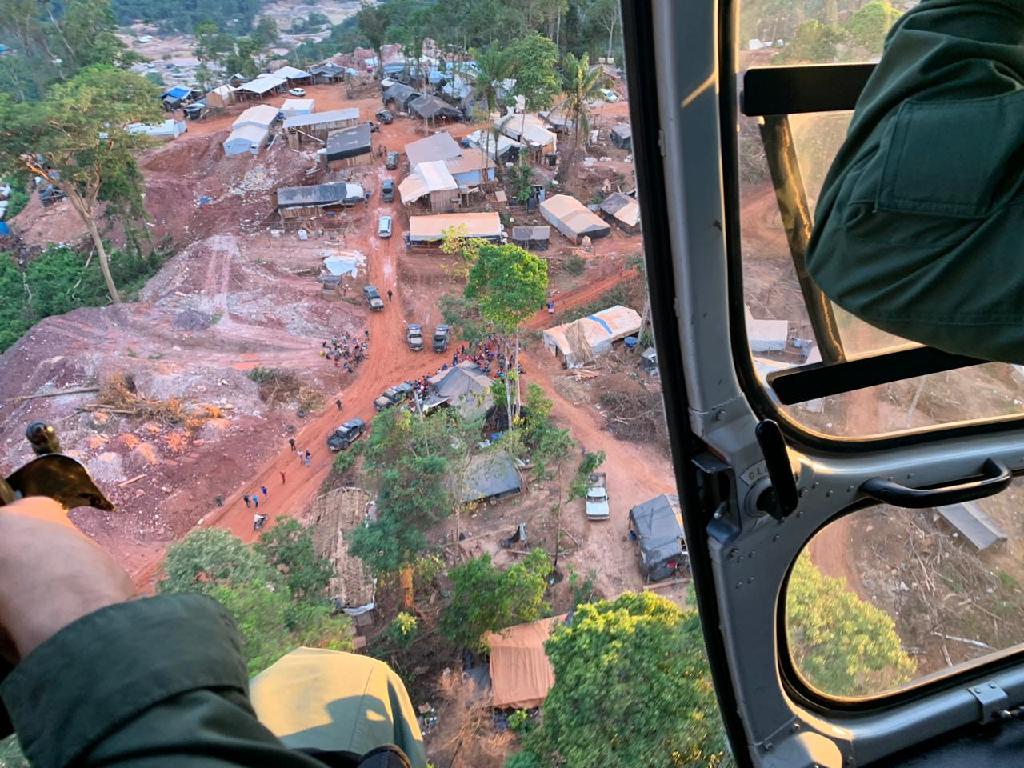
471, 45, 510, 177
557, 52, 606, 184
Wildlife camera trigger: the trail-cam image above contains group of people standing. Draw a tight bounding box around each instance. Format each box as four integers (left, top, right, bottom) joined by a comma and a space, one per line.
242, 485, 269, 531
321, 330, 370, 374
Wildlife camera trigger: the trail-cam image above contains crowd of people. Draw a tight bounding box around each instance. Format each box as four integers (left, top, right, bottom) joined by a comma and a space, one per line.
321, 330, 370, 374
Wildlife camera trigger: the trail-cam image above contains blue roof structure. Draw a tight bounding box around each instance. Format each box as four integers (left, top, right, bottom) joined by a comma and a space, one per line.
163, 85, 190, 100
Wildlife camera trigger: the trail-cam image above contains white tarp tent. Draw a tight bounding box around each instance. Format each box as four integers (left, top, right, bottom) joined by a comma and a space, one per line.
224, 124, 269, 155
280, 98, 314, 116
540, 194, 611, 243
542, 305, 642, 367
127, 119, 187, 139
233, 104, 278, 130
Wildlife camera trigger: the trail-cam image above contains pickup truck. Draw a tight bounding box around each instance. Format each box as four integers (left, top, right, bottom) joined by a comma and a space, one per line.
407, 323, 424, 351
432, 324, 450, 353
374, 381, 415, 411
327, 418, 365, 452
584, 472, 610, 520
363, 285, 385, 311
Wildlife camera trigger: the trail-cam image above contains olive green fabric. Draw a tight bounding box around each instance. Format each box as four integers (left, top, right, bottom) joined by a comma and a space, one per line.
807, 0, 1024, 363
249, 648, 426, 766
0, 594, 419, 768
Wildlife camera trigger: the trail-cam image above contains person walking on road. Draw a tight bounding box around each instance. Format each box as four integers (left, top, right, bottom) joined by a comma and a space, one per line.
335, 398, 342, 410
304, 450, 311, 466
288, 437, 295, 451
252, 495, 259, 510
387, 288, 393, 302
243, 494, 250, 509
279, 470, 286, 484
260, 485, 268, 497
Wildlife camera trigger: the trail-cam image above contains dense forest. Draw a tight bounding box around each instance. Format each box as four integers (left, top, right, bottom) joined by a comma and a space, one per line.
293, 0, 623, 68
110, 0, 264, 34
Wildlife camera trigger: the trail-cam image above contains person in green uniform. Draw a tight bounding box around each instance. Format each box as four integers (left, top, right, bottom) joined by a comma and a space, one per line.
0, 496, 425, 768
807, 0, 1024, 363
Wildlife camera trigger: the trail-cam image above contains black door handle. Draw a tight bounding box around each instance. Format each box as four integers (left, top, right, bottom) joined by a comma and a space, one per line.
861, 459, 1011, 509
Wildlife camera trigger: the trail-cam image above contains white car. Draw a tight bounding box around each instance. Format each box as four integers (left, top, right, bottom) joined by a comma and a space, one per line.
288, 87, 306, 97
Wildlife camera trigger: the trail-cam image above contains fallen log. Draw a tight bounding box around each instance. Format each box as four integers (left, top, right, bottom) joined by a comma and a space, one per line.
8, 387, 99, 403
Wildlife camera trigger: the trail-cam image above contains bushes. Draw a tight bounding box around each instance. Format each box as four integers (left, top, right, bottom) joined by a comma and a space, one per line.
0, 244, 168, 353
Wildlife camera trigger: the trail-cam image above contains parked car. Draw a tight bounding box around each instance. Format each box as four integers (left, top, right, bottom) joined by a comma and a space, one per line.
288, 87, 306, 97
584, 472, 610, 520
374, 381, 415, 412
327, 418, 365, 452
432, 324, 450, 353
363, 284, 384, 311
385, 151, 399, 170
407, 323, 424, 351
381, 179, 395, 203
377, 214, 393, 239
375, 108, 393, 124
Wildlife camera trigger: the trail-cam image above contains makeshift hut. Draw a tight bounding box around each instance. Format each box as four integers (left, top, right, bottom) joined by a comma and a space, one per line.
542, 305, 642, 368
629, 494, 687, 582
495, 112, 557, 161
275, 65, 311, 83
745, 306, 788, 352
284, 108, 361, 148
483, 616, 567, 709
459, 451, 521, 504
511, 225, 550, 250
127, 119, 187, 140
237, 73, 287, 99
206, 84, 236, 108
276, 182, 365, 228
465, 129, 521, 163
599, 192, 641, 233
424, 362, 494, 419
324, 124, 373, 170
408, 93, 461, 123
405, 131, 462, 166
610, 122, 632, 149
383, 82, 418, 110
540, 194, 611, 243
399, 160, 460, 212
406, 212, 505, 249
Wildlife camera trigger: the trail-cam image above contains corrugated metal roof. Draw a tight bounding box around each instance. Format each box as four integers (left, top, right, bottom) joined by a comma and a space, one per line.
277, 182, 364, 209
275, 65, 310, 79
280, 98, 314, 113
408, 212, 503, 241
325, 124, 372, 161
405, 131, 462, 166
937, 503, 1007, 551
283, 108, 359, 129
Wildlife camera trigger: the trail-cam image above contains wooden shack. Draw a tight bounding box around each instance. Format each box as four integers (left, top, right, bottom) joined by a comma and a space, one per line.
284, 108, 361, 148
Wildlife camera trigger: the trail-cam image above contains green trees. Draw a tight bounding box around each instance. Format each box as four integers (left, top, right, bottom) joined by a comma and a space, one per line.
775, 0, 900, 64
511, 592, 730, 768
348, 408, 475, 577
111, 0, 263, 34
357, 1, 391, 77
0, 66, 160, 305
786, 554, 915, 696
556, 51, 605, 183
465, 243, 548, 423
441, 549, 551, 651
160, 524, 352, 675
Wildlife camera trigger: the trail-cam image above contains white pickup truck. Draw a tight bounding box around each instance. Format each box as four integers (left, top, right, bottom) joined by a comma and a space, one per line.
585, 472, 610, 520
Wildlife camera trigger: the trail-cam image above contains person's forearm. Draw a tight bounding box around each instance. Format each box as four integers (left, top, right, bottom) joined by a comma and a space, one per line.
2, 594, 324, 768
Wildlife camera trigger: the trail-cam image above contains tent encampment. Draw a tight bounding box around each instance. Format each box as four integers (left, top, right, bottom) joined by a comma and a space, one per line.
540, 194, 611, 243
460, 451, 521, 504
629, 494, 686, 582
425, 361, 493, 419
250, 648, 426, 764
542, 305, 642, 367
483, 616, 567, 709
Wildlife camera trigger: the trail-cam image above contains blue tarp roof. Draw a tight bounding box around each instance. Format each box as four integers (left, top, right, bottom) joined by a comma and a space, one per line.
428, 68, 445, 84
163, 85, 190, 100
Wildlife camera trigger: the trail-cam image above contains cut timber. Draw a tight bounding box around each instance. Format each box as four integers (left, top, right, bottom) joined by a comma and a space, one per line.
309, 486, 376, 613
643, 581, 692, 593
8, 387, 99, 403
118, 473, 147, 487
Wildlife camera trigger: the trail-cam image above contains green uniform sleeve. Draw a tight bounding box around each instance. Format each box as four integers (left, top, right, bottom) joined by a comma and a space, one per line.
1, 594, 328, 768
806, 0, 1024, 362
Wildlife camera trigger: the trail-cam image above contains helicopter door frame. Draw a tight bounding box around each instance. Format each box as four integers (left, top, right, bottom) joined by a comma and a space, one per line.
621, 2, 1024, 766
